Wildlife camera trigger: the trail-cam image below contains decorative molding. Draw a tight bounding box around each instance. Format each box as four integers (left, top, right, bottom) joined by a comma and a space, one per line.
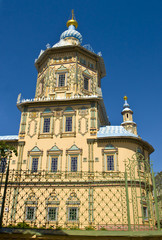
29, 111, 38, 119
66, 144, 82, 155
47, 145, 63, 155
78, 117, 88, 136
27, 119, 37, 138
28, 146, 43, 156
78, 107, 88, 116
56, 65, 68, 71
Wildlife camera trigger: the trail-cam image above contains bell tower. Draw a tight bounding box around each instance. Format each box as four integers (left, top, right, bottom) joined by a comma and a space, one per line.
121, 96, 137, 135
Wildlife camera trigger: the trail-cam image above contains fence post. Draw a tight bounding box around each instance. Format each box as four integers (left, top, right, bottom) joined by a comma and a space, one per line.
125, 171, 131, 231
151, 168, 160, 230
0, 154, 10, 228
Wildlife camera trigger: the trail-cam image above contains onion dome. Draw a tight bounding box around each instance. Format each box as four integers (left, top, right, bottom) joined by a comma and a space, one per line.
60, 10, 82, 44
122, 96, 133, 113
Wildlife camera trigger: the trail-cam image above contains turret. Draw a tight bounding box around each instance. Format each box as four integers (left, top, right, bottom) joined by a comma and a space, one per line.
121, 96, 137, 135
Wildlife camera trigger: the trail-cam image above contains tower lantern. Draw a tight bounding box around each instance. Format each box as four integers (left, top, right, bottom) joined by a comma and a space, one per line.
121, 96, 137, 135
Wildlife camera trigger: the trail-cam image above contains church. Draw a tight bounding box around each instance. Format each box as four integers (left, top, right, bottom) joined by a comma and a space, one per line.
0, 11, 159, 230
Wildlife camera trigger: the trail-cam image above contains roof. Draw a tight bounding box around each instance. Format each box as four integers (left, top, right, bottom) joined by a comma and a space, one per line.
97, 126, 138, 138
0, 135, 18, 140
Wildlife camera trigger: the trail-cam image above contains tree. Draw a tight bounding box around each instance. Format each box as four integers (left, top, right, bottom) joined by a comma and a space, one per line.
0, 141, 17, 158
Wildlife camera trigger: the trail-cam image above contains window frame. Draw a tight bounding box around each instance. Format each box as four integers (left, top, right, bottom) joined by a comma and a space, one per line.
25, 206, 36, 221
83, 75, 91, 92
68, 207, 78, 221
102, 145, 118, 172
58, 73, 66, 87
27, 147, 43, 173
43, 117, 51, 133
39, 111, 54, 138
56, 72, 67, 88
47, 207, 58, 221
65, 116, 73, 132
47, 146, 63, 173
66, 145, 82, 174
70, 156, 78, 172
61, 108, 76, 137
51, 157, 58, 172
31, 157, 39, 173
83, 76, 89, 91
107, 155, 114, 171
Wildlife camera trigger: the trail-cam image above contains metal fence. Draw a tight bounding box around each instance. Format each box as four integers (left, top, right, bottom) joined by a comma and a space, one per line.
0, 154, 160, 231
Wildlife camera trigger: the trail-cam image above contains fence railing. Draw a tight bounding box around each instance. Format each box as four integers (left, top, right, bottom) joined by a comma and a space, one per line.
0, 158, 161, 231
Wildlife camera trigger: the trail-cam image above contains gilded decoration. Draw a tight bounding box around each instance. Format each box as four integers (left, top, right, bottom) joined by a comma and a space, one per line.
29, 111, 38, 119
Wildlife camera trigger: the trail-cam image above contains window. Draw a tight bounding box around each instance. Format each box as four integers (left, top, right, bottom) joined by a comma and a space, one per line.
43, 118, 50, 133
102, 144, 118, 172
80, 58, 86, 66
107, 155, 114, 171
143, 206, 148, 220
71, 157, 77, 172
51, 157, 58, 172
0, 158, 7, 173
65, 116, 72, 132
31, 158, 38, 172
58, 74, 65, 87
26, 206, 36, 221
47, 207, 58, 221
68, 207, 78, 221
88, 62, 94, 69
84, 77, 89, 90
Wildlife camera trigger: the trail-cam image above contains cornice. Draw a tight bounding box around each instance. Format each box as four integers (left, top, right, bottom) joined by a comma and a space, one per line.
88, 136, 154, 154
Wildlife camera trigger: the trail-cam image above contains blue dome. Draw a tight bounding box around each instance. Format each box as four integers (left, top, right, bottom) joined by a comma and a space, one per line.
60, 25, 82, 44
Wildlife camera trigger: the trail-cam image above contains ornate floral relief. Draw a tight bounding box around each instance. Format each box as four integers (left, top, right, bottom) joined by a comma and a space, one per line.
27, 119, 37, 138
78, 117, 88, 136
29, 111, 38, 119
77, 66, 83, 91
90, 75, 96, 94
69, 64, 76, 82
78, 107, 89, 116
54, 109, 63, 118
48, 67, 56, 93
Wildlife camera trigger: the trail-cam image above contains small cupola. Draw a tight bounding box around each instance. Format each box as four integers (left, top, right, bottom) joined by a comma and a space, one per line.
121, 96, 137, 135
60, 10, 82, 45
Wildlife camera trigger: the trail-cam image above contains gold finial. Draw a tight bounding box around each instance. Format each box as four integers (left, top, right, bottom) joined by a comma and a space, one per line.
124, 96, 128, 101
66, 10, 78, 29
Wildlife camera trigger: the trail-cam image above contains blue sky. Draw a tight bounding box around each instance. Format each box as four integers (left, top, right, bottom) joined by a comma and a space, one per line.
0, 0, 161, 173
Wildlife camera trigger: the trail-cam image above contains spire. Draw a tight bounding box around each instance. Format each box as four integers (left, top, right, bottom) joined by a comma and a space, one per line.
66, 10, 78, 29
121, 96, 137, 135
